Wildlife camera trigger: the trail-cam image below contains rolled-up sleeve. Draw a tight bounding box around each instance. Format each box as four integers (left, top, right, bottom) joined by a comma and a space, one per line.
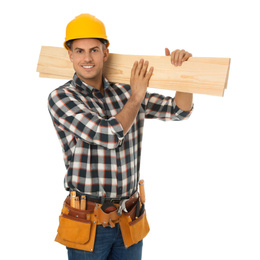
48, 88, 124, 149
143, 92, 193, 121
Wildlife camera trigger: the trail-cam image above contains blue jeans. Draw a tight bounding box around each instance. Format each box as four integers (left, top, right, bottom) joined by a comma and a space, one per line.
67, 223, 143, 260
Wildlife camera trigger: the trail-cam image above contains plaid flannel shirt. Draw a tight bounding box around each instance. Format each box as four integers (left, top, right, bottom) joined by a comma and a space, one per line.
48, 73, 192, 198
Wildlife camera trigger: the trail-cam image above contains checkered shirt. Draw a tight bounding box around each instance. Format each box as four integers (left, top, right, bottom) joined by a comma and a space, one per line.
48, 73, 193, 199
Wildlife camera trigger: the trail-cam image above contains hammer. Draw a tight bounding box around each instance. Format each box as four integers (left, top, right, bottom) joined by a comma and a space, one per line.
137, 180, 146, 217
139, 179, 145, 204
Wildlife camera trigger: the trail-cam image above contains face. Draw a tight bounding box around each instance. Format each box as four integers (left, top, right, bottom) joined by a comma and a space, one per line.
68, 38, 109, 87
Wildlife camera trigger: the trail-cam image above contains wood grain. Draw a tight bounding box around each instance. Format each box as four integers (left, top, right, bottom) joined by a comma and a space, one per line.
37, 46, 230, 96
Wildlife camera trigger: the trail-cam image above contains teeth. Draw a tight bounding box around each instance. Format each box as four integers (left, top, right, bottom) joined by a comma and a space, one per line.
83, 65, 94, 69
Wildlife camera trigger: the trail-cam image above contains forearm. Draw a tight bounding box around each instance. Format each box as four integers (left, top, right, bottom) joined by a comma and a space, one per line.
116, 59, 153, 135
115, 96, 142, 135
165, 48, 193, 112
174, 91, 193, 112
48, 89, 125, 150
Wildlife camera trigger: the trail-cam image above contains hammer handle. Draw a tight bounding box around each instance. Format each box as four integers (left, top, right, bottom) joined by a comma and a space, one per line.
139, 179, 146, 204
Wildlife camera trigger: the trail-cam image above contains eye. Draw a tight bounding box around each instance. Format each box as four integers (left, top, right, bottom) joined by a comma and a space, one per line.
74, 48, 84, 54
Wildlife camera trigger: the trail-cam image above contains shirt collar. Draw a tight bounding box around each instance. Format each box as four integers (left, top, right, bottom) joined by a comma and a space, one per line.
72, 73, 110, 94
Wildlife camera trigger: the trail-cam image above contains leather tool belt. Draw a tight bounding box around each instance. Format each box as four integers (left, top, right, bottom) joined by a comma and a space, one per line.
55, 191, 150, 252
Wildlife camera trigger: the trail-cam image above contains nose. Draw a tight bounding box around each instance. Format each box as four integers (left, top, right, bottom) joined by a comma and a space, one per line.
84, 52, 93, 63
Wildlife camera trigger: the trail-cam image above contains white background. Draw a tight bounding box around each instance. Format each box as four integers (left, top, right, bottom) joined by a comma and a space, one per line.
1, 0, 260, 259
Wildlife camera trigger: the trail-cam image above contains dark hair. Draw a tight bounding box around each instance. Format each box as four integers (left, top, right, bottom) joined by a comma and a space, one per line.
65, 40, 73, 50
66, 39, 108, 50
98, 39, 108, 47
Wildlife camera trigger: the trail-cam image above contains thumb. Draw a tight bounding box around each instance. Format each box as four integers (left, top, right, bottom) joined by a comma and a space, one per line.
165, 48, 170, 56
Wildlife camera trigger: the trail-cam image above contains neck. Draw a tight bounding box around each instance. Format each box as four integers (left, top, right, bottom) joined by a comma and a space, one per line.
77, 74, 104, 94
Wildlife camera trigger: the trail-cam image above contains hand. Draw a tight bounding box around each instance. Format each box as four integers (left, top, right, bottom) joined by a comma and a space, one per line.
116, 59, 154, 135
130, 59, 154, 100
165, 48, 192, 66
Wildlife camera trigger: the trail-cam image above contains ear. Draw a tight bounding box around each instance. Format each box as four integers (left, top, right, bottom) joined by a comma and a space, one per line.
103, 48, 109, 62
68, 50, 73, 62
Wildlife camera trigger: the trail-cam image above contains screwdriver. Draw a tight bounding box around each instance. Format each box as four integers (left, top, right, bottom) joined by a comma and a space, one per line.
135, 199, 140, 219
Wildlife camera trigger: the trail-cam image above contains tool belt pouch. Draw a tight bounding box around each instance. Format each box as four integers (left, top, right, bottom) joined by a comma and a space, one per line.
55, 196, 97, 252
119, 203, 150, 248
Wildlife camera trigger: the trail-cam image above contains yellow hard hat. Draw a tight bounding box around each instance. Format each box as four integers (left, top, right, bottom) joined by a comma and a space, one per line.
64, 14, 109, 50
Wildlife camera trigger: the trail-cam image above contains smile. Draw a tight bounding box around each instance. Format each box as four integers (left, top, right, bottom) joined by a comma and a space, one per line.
82, 65, 95, 69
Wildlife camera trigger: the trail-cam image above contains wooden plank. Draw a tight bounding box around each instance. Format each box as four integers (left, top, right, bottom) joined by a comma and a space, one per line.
39, 72, 69, 79
37, 46, 230, 96
104, 54, 230, 96
37, 46, 74, 79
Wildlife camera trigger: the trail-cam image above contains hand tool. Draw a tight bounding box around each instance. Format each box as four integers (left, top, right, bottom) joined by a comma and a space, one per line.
138, 180, 146, 218
135, 199, 140, 219
139, 180, 146, 204
80, 195, 86, 210
75, 196, 80, 209
139, 203, 145, 217
70, 191, 76, 208
117, 199, 128, 216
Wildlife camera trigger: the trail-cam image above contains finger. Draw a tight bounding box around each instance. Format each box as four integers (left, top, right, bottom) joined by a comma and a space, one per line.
178, 50, 187, 65
181, 52, 192, 62
146, 66, 154, 82
140, 60, 149, 77
171, 49, 180, 66
131, 61, 138, 78
136, 59, 144, 75
176, 49, 188, 66
165, 48, 171, 56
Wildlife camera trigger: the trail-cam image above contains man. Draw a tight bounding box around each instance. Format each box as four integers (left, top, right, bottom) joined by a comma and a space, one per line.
48, 14, 193, 260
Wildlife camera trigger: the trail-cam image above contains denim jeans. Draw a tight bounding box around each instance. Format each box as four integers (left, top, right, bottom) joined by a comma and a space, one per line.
67, 223, 143, 260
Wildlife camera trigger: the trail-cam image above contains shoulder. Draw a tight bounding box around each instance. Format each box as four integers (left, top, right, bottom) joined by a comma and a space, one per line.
109, 82, 131, 95
48, 80, 77, 101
